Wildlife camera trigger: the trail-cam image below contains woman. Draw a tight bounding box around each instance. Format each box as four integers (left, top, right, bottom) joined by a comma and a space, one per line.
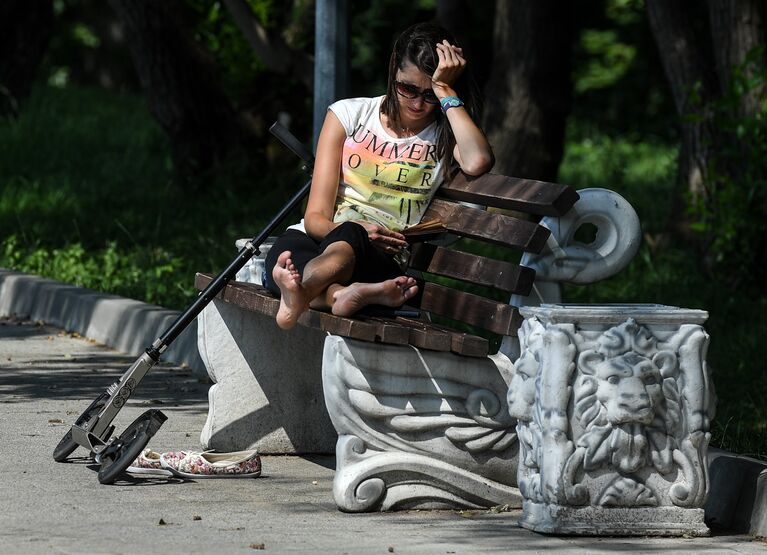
264, 22, 494, 330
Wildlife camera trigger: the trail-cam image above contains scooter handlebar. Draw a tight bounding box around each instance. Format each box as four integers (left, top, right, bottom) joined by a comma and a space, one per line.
269, 122, 315, 169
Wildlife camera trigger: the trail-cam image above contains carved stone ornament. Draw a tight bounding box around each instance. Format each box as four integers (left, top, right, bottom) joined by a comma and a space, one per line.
502, 188, 642, 360
511, 304, 714, 536
322, 335, 523, 511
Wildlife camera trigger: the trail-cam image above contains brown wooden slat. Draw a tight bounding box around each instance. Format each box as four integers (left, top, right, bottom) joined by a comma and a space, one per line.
319, 313, 379, 342
447, 332, 489, 357
408, 243, 536, 295
195, 273, 279, 316
422, 199, 550, 253
395, 317, 489, 357
396, 319, 453, 352
439, 172, 579, 216
420, 282, 523, 337
367, 315, 485, 354
197, 273, 412, 345
357, 316, 412, 345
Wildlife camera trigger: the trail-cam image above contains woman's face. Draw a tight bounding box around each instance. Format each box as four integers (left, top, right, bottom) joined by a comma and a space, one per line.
394, 61, 439, 127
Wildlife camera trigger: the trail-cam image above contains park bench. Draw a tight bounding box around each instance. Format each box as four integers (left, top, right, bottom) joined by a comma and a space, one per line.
196, 171, 579, 358
194, 171, 646, 512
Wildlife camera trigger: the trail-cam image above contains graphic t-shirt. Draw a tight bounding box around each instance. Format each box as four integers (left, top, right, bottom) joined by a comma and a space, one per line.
328, 96, 444, 231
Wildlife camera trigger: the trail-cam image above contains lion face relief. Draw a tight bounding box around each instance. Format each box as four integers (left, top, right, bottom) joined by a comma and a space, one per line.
593, 351, 664, 427
572, 319, 680, 476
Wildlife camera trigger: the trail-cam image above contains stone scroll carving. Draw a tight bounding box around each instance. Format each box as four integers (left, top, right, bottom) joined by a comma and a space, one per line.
502, 188, 642, 360
511, 305, 714, 536
322, 335, 523, 511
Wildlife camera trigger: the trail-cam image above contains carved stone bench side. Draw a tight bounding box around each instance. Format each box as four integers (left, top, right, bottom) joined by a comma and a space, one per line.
322, 334, 522, 511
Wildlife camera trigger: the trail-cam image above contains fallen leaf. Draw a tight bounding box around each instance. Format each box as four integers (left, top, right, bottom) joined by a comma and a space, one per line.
48, 418, 64, 424
193, 515, 202, 521
249, 543, 265, 550
388, 547, 395, 553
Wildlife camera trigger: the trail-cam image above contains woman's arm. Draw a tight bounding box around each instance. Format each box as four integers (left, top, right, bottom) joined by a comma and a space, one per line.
304, 111, 347, 241
432, 41, 494, 176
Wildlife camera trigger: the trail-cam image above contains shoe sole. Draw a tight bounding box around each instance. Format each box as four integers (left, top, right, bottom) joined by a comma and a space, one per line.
166, 467, 261, 479
126, 466, 173, 477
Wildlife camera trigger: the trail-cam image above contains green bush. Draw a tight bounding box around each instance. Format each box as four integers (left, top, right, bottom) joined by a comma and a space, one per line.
1, 234, 195, 308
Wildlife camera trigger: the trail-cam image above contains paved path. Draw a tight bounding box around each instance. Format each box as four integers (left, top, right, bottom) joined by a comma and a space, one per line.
0, 317, 764, 554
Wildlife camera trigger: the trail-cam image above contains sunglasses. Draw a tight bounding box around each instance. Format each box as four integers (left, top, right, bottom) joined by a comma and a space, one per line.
394, 81, 439, 105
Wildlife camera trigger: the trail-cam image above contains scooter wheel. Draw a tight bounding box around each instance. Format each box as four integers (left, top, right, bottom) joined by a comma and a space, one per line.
52, 392, 111, 462
52, 429, 78, 462
97, 409, 167, 485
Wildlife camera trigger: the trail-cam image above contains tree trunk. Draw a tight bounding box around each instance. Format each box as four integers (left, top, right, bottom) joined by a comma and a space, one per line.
707, 0, 766, 115
222, 0, 313, 89
647, 0, 765, 229
0, 0, 54, 117
481, 0, 574, 181
108, 0, 249, 178
647, 0, 766, 284
646, 0, 719, 212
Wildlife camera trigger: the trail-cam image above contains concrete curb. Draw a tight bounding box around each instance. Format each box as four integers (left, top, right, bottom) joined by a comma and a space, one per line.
0, 268, 203, 374
706, 448, 767, 537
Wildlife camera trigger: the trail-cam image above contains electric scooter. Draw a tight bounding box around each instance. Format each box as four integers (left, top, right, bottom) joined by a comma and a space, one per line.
52, 122, 315, 484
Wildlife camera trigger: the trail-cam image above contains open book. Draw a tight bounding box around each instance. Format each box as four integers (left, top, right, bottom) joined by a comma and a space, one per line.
400, 219, 447, 242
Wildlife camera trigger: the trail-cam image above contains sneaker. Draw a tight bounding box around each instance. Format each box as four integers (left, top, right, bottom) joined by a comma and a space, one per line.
161, 450, 261, 479
127, 449, 173, 476
157, 450, 191, 473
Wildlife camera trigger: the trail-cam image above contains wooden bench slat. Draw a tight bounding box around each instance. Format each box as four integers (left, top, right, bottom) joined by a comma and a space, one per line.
398, 317, 489, 357
420, 282, 523, 337
354, 316, 412, 345
422, 199, 550, 253
378, 317, 490, 357
196, 274, 473, 351
439, 172, 579, 217
408, 243, 536, 295
318, 313, 379, 342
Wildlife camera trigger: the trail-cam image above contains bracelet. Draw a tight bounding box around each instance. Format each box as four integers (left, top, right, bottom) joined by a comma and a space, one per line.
440, 96, 464, 113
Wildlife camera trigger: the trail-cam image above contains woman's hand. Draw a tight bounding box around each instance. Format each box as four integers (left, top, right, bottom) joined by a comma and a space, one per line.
353, 221, 408, 254
432, 40, 466, 96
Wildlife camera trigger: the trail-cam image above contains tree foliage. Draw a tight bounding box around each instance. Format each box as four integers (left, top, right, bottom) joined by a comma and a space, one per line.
687, 48, 767, 290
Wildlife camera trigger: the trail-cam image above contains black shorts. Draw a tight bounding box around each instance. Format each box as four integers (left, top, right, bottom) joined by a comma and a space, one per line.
262, 221, 401, 296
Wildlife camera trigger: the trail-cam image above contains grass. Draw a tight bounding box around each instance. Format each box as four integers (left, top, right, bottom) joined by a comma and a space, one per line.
1, 85, 764, 459
0, 85, 304, 307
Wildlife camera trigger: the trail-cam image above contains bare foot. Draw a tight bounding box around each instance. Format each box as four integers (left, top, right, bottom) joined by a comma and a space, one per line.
273, 251, 308, 329
331, 276, 418, 317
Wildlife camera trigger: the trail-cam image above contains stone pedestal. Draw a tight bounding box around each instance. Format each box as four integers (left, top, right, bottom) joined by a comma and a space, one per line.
322, 335, 522, 511
197, 299, 337, 454
509, 304, 714, 536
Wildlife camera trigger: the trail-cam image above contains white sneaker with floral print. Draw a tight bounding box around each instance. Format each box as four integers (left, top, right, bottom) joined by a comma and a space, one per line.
161, 450, 261, 479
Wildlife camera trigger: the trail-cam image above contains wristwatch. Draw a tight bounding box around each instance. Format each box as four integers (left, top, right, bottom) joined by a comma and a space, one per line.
440, 96, 464, 113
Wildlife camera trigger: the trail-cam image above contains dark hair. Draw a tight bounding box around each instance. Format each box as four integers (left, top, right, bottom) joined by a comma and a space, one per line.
381, 22, 481, 174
